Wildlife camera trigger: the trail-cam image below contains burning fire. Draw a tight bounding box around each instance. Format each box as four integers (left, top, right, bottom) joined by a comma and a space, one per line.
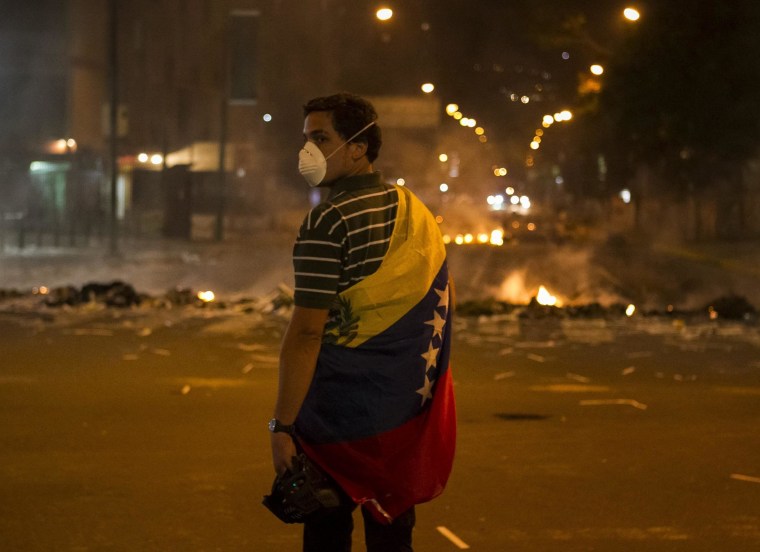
197, 290, 216, 303
536, 285, 560, 307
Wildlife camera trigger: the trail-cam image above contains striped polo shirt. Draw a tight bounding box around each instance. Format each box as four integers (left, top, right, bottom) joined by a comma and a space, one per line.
293, 172, 399, 309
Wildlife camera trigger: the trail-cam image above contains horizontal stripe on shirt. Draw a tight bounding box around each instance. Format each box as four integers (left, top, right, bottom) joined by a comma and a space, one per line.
293, 175, 399, 309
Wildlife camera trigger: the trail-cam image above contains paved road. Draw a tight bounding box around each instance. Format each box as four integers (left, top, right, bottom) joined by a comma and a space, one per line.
1, 306, 759, 551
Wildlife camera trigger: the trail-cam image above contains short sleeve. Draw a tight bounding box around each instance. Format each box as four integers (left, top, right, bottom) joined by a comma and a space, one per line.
292, 203, 346, 309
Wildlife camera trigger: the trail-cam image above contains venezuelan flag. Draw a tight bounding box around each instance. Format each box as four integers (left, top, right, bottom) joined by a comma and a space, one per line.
296, 185, 456, 523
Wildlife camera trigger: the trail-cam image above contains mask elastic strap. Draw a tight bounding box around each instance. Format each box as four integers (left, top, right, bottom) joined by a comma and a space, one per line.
324, 121, 376, 160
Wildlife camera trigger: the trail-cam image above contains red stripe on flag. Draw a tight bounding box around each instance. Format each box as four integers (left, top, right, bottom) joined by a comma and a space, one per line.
299, 367, 457, 524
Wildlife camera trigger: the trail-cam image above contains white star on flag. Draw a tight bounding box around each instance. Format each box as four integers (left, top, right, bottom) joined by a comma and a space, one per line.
424, 311, 446, 340
416, 374, 434, 406
420, 341, 439, 370
435, 285, 450, 311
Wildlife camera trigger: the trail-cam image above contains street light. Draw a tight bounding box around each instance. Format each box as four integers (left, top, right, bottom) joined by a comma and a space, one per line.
590, 64, 604, 76
421, 82, 435, 93
376, 7, 393, 21
623, 7, 641, 21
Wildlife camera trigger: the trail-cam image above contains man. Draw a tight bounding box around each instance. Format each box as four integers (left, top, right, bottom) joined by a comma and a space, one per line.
269, 93, 456, 552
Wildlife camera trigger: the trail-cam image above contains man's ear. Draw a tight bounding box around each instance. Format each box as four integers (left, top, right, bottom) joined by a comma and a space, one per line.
349, 141, 368, 160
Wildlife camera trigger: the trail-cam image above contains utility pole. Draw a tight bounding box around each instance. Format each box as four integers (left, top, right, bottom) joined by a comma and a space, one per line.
108, 0, 120, 255
214, 12, 231, 242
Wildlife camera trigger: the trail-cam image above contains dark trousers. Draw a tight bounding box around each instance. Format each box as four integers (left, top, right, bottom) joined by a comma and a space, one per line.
303, 502, 415, 552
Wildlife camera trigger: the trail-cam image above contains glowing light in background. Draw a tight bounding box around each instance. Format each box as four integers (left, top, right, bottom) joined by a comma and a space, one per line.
590, 64, 604, 76
438, 153, 448, 162
445, 103, 459, 115
490, 229, 504, 246
376, 7, 393, 21
620, 189, 632, 203
150, 154, 163, 165
626, 304, 636, 316
138, 153, 149, 163
396, 178, 406, 186
262, 113, 272, 122
439, 183, 449, 192
624, 7, 641, 21
421, 82, 435, 93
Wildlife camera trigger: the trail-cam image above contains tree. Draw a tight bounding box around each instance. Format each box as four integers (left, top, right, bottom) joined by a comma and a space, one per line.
600, 0, 760, 238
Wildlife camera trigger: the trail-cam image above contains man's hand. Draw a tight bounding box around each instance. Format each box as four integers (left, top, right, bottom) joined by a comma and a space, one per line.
270, 432, 297, 475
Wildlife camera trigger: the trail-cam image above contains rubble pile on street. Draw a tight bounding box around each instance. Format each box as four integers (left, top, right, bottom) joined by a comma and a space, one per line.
457, 295, 758, 322
0, 280, 756, 323
0, 281, 295, 315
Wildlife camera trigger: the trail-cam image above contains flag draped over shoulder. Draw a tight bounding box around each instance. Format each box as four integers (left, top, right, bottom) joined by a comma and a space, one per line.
296, 185, 456, 524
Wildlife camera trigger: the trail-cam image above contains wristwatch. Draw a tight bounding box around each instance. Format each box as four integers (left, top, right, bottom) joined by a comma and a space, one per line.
268, 418, 296, 436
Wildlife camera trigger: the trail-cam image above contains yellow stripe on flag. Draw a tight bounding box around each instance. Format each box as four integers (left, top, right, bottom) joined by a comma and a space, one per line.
326, 186, 446, 348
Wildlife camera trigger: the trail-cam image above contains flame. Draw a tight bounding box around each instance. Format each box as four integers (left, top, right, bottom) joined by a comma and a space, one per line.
536, 285, 560, 307
197, 290, 215, 303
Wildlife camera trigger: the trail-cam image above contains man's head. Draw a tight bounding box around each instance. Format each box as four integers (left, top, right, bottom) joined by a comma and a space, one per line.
301, 93, 382, 185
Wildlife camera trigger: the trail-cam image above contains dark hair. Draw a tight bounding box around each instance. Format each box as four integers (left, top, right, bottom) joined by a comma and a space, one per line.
303, 93, 382, 162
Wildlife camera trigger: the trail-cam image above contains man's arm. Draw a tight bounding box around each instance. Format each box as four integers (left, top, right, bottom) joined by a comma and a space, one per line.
270, 305, 330, 474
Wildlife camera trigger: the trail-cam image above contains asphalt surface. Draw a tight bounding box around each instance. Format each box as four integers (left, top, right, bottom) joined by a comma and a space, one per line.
1, 305, 759, 551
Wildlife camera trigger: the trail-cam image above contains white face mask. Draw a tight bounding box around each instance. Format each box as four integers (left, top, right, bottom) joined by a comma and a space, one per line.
298, 121, 376, 187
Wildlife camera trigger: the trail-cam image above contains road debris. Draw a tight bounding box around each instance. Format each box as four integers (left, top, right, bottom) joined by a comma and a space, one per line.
730, 473, 760, 484
494, 371, 515, 380
580, 399, 648, 410
436, 526, 470, 549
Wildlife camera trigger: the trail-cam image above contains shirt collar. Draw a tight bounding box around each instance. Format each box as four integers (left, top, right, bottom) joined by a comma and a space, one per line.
327, 172, 383, 200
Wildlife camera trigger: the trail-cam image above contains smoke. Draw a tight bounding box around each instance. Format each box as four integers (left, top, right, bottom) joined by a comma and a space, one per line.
448, 240, 760, 310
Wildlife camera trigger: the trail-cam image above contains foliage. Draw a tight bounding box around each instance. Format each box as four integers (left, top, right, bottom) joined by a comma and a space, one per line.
600, 0, 760, 194
322, 295, 360, 346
